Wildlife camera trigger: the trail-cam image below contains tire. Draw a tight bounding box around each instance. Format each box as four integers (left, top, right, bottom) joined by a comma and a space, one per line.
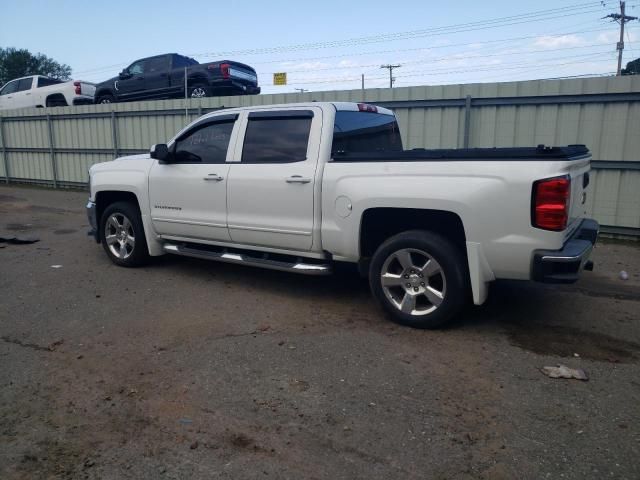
100, 201, 149, 267
369, 230, 468, 329
189, 83, 210, 99
96, 94, 115, 104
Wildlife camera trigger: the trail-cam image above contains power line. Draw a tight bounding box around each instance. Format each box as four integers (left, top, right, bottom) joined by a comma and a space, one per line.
192, 2, 606, 57
254, 42, 615, 76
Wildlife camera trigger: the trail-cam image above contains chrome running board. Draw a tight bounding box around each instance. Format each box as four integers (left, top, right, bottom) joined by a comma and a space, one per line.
163, 243, 331, 276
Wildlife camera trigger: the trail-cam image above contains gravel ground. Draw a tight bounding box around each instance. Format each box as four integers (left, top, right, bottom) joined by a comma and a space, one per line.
0, 185, 639, 480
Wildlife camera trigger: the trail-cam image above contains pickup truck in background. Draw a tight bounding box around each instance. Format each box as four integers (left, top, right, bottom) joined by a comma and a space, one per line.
0, 75, 95, 110
94, 53, 260, 104
86, 102, 598, 328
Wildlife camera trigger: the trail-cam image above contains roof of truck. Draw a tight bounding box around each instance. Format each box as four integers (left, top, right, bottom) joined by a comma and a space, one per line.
199, 102, 394, 120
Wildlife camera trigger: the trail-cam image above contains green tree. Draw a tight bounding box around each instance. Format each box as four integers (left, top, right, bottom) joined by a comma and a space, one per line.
621, 57, 640, 75
0, 47, 72, 85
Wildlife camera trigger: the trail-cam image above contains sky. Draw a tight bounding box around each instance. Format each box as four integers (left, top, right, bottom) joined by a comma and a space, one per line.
2, 0, 639, 93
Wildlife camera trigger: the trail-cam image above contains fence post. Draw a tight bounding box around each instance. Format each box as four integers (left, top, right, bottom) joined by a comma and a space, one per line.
46, 114, 58, 188
463, 95, 472, 148
0, 116, 8, 184
111, 111, 119, 158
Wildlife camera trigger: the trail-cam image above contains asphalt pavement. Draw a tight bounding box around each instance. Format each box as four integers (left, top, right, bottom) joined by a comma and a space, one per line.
1, 185, 639, 480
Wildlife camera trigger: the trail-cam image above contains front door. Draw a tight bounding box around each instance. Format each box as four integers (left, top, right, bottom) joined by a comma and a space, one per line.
148, 115, 239, 242
226, 108, 321, 251
116, 60, 146, 101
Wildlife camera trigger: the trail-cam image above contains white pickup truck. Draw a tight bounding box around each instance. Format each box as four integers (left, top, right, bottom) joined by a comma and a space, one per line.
0, 75, 95, 110
87, 102, 598, 328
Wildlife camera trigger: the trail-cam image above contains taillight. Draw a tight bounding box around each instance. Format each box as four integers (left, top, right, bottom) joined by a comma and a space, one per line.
220, 63, 230, 79
357, 103, 377, 113
532, 175, 571, 231
73, 81, 81, 95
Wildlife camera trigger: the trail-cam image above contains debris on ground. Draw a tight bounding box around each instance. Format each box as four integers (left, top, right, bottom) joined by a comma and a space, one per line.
0, 233, 40, 244
619, 270, 629, 280
50, 265, 63, 269
48, 339, 64, 351
540, 365, 588, 381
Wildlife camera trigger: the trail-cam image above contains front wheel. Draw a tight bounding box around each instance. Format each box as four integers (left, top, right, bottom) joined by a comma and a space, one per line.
96, 94, 115, 104
100, 202, 149, 267
369, 230, 468, 329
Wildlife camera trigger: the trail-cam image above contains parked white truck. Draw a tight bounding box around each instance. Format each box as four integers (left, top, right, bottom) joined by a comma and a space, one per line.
87, 102, 598, 328
0, 75, 95, 110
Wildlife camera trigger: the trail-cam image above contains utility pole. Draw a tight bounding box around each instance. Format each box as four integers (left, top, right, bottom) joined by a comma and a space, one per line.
294, 88, 308, 93
380, 64, 401, 88
604, 1, 638, 76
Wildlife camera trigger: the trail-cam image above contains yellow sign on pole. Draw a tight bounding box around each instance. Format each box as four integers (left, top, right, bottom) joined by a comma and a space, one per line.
273, 72, 287, 86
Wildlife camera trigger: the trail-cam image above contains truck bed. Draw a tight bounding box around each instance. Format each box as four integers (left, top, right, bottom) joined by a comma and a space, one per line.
332, 145, 590, 162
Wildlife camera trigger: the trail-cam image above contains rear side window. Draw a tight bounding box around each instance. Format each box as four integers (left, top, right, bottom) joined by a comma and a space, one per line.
332, 111, 402, 155
174, 121, 234, 164
17, 78, 33, 92
242, 116, 311, 163
37, 77, 62, 87
146, 56, 168, 73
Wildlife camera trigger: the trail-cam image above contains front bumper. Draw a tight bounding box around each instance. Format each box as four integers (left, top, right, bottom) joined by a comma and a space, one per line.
87, 200, 99, 242
532, 218, 599, 284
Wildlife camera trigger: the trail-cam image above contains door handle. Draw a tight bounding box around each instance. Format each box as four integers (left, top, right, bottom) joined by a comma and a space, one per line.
203, 174, 224, 181
286, 175, 311, 184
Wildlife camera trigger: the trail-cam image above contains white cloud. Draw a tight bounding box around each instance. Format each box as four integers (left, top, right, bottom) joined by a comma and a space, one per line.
533, 34, 585, 49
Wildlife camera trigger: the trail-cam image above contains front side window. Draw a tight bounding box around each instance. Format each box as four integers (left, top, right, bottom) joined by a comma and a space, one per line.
332, 111, 402, 156
128, 61, 144, 76
242, 116, 311, 163
0, 80, 19, 96
173, 121, 234, 164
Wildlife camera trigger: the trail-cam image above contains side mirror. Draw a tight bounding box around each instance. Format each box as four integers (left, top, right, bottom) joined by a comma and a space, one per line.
119, 70, 131, 79
150, 144, 171, 162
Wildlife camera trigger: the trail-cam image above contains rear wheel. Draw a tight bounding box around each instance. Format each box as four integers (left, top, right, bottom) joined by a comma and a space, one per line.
189, 83, 210, 99
100, 202, 149, 267
369, 230, 467, 329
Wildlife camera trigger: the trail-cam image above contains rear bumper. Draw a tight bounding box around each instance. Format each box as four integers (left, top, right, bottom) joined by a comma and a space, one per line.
73, 96, 95, 106
532, 218, 599, 284
87, 200, 99, 242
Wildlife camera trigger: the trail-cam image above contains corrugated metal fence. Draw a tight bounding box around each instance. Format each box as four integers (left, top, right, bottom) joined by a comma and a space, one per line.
1, 76, 639, 236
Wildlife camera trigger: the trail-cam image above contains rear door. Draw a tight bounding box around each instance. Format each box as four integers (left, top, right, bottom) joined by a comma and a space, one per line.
148, 114, 239, 241
12, 78, 35, 108
226, 108, 322, 251
144, 55, 171, 98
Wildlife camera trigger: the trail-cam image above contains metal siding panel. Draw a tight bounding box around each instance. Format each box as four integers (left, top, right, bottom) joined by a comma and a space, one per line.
0, 76, 638, 232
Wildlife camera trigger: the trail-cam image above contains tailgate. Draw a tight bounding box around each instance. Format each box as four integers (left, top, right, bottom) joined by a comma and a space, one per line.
225, 61, 258, 85
79, 81, 96, 97
565, 154, 592, 238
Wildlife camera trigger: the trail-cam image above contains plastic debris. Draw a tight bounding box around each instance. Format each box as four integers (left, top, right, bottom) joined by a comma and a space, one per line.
619, 270, 629, 280
541, 365, 588, 381
50, 265, 63, 269
0, 233, 39, 244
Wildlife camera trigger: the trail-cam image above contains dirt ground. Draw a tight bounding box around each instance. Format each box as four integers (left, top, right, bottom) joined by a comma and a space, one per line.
1, 184, 639, 480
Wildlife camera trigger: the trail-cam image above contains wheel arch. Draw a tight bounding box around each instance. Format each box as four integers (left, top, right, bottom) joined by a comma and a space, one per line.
358, 207, 492, 306
93, 189, 163, 256
95, 88, 115, 102
45, 93, 68, 107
